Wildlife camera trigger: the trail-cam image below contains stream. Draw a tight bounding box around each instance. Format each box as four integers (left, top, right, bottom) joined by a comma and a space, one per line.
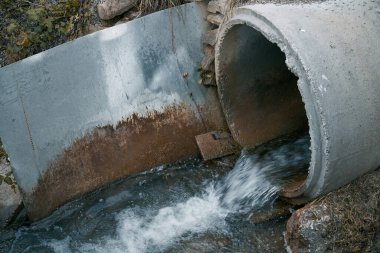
0, 133, 310, 253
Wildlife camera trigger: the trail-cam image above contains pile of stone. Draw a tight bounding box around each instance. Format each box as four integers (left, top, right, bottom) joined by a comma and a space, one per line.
198, 0, 229, 86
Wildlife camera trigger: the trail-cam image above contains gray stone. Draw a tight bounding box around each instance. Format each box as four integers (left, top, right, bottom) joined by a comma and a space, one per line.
0, 158, 22, 228
285, 169, 380, 252
206, 13, 224, 25
202, 29, 218, 46
208, 0, 228, 14
97, 0, 138, 20
201, 46, 215, 70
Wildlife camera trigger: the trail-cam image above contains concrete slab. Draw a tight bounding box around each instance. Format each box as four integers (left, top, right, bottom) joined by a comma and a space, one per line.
195, 131, 237, 161
0, 2, 226, 220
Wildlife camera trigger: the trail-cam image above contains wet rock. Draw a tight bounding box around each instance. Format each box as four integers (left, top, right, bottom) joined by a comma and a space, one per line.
166, 233, 232, 253
0, 158, 23, 228
249, 199, 298, 225
98, 0, 138, 20
285, 169, 380, 253
285, 202, 331, 252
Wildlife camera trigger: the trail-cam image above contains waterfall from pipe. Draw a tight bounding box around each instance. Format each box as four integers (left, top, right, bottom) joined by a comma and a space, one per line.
47, 134, 311, 253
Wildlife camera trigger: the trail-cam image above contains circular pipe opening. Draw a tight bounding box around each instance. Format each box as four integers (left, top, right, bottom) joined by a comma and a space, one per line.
216, 24, 311, 197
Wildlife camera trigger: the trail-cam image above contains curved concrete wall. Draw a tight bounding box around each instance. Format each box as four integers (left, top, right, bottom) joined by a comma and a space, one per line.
216, 0, 380, 198
0, 3, 226, 220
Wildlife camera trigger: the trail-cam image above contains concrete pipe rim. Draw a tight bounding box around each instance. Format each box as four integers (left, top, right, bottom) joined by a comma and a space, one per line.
215, 10, 327, 199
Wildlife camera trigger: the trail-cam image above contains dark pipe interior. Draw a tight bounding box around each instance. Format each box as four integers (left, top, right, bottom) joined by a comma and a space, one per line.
218, 24, 309, 148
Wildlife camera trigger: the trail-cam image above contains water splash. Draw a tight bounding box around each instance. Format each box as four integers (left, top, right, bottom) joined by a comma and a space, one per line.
220, 134, 311, 212
75, 186, 227, 253
44, 133, 310, 253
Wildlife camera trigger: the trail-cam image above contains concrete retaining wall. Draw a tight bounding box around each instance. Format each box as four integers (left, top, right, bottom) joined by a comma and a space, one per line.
0, 2, 226, 220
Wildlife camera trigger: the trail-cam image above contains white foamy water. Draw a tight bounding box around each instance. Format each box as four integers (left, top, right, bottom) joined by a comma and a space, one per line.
76, 186, 227, 253
220, 134, 311, 212
47, 134, 310, 253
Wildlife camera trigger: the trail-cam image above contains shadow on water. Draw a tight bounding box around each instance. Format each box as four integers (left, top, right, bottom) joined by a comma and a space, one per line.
0, 132, 310, 253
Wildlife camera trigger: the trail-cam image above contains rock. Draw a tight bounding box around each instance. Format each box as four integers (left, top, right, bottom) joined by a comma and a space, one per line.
208, 1, 221, 13
87, 24, 104, 34
165, 233, 231, 253
98, 0, 138, 20
206, 14, 224, 26
202, 76, 215, 86
249, 199, 298, 225
285, 169, 380, 253
201, 45, 215, 71
200, 70, 216, 86
285, 202, 331, 253
115, 8, 141, 25
202, 29, 218, 46
0, 158, 23, 228
203, 44, 215, 56
201, 56, 214, 71
208, 0, 229, 14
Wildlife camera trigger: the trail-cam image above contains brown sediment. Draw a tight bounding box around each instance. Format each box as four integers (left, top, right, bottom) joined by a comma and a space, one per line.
26, 103, 224, 220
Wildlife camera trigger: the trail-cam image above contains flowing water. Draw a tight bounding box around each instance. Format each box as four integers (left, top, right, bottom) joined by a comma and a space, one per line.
0, 133, 311, 253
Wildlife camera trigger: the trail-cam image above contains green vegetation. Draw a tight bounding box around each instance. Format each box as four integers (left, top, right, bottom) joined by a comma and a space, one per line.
0, 0, 96, 65
0, 0, 189, 66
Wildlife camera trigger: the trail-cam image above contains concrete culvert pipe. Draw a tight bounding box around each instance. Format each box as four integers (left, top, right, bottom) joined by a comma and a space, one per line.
215, 0, 380, 199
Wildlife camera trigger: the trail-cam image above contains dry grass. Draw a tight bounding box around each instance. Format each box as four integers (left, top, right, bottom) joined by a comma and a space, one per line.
137, 0, 187, 15
311, 169, 380, 252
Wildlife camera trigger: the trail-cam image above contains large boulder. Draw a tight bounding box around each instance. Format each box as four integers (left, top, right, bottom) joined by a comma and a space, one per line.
285, 169, 380, 253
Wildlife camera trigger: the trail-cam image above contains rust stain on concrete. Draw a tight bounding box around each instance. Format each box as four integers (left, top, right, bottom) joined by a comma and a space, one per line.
25, 103, 218, 220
